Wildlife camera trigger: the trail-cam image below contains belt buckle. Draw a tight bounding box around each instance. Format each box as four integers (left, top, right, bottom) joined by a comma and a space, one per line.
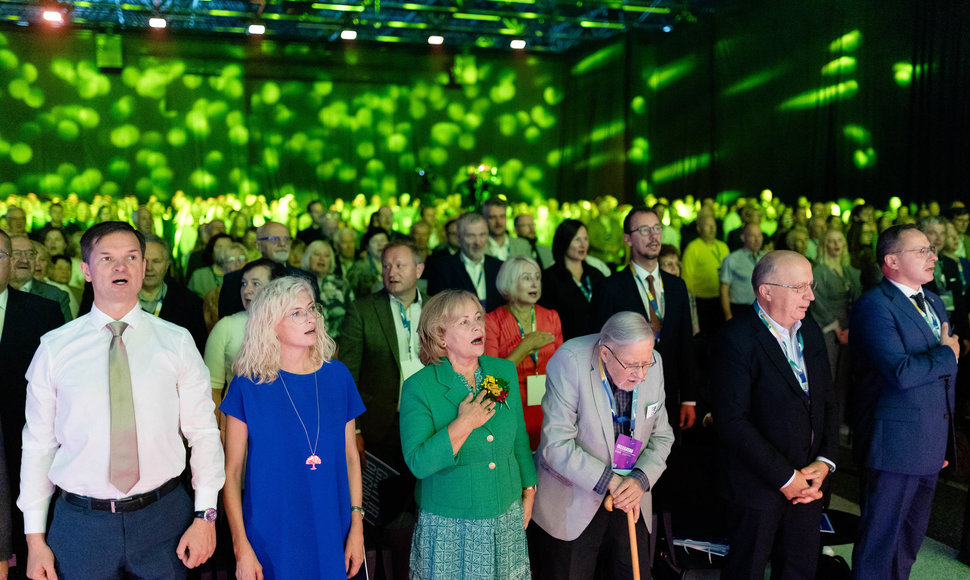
110, 500, 118, 514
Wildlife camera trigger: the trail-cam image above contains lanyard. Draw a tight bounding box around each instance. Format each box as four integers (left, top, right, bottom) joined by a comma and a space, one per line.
912, 294, 942, 341
397, 301, 413, 358
513, 306, 539, 371
598, 354, 639, 435
577, 274, 592, 302
634, 273, 665, 323
754, 302, 808, 393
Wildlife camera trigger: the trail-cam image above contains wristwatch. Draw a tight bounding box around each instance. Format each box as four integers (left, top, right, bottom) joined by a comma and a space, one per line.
195, 508, 217, 523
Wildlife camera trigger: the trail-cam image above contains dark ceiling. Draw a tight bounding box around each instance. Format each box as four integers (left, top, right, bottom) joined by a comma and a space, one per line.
0, 0, 716, 53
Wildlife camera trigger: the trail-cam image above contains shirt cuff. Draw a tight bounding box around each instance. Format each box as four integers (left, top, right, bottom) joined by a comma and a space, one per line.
194, 487, 220, 512
629, 468, 651, 491
593, 465, 614, 495
682, 401, 697, 406
23, 508, 51, 535
779, 469, 797, 491
816, 457, 836, 474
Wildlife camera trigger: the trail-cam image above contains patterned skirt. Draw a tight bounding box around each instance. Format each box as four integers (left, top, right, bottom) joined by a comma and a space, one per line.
409, 499, 530, 579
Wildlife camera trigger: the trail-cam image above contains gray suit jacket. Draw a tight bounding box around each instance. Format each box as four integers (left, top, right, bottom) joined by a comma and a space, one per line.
26, 279, 72, 322
532, 334, 674, 540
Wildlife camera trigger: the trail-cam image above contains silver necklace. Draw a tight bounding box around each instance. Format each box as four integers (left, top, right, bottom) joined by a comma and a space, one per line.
278, 369, 322, 470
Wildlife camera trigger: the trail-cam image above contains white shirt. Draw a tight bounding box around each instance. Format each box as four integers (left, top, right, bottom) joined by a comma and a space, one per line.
887, 278, 942, 342
389, 291, 423, 364
461, 252, 487, 301
19, 303, 225, 533
631, 262, 665, 320
0, 287, 7, 340
486, 234, 511, 261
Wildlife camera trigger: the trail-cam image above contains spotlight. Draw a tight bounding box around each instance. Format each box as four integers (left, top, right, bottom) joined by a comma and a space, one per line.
340, 30, 357, 40
149, 17, 167, 29
42, 10, 63, 24
428, 35, 444, 45
510, 39, 526, 50
662, 25, 673, 33
249, 23, 266, 35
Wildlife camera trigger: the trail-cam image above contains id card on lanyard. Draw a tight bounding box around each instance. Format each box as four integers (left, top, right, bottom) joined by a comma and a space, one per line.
598, 355, 642, 475
514, 307, 546, 406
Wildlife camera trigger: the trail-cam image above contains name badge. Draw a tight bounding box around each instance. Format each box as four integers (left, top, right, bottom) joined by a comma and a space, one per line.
645, 401, 662, 419
527, 374, 546, 407
612, 433, 644, 475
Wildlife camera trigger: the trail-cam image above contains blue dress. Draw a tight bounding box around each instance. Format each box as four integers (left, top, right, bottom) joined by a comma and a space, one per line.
221, 361, 365, 579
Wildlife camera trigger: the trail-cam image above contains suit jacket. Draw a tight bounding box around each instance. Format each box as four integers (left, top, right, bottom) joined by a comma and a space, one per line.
0, 289, 63, 559
589, 268, 698, 420
539, 261, 605, 341
26, 279, 72, 323
425, 252, 504, 312
399, 356, 537, 519
713, 309, 837, 511
850, 279, 958, 476
0, 415, 10, 560
337, 288, 429, 446
532, 334, 674, 540
218, 263, 320, 318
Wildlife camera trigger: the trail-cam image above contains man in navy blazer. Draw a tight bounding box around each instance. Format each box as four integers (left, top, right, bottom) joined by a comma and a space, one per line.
850, 224, 960, 579
425, 212, 504, 312
590, 206, 698, 433
714, 251, 837, 579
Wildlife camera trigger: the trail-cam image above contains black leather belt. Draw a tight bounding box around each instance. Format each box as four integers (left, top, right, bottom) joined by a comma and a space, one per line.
60, 477, 180, 513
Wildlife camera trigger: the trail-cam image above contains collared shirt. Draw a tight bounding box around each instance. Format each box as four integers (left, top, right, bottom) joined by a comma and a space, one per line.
682, 238, 729, 298
19, 303, 225, 533
389, 290, 423, 364
592, 368, 650, 494
138, 281, 168, 317
631, 262, 665, 320
887, 278, 942, 341
0, 287, 8, 339
755, 301, 836, 485
19, 279, 34, 293
460, 252, 487, 301
486, 234, 511, 261
720, 249, 764, 304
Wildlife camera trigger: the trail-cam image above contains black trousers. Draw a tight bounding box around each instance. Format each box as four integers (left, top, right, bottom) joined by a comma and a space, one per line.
722, 498, 822, 580
533, 504, 651, 580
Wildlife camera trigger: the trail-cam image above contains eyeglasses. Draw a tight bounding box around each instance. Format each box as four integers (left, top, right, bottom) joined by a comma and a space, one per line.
286, 303, 324, 323
10, 249, 38, 260
0, 251, 7, 261
519, 273, 541, 282
890, 246, 937, 258
258, 236, 292, 245
763, 281, 817, 294
603, 344, 656, 373
626, 225, 663, 237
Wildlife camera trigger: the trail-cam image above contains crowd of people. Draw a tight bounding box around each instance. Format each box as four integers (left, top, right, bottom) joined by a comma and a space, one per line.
0, 190, 968, 580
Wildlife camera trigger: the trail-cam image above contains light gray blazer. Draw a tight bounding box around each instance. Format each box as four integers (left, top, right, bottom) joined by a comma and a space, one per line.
532, 334, 674, 541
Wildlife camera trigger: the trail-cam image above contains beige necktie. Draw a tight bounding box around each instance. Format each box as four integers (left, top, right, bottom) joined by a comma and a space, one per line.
107, 321, 139, 494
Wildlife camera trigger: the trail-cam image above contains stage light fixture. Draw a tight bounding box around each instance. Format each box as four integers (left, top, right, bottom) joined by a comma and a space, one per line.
42, 10, 64, 24
340, 30, 357, 40
510, 39, 526, 50
428, 35, 444, 45
249, 23, 266, 35
662, 25, 673, 33
149, 17, 167, 29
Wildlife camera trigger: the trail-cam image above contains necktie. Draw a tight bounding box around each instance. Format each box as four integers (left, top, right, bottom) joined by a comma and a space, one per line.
107, 321, 139, 494
911, 293, 927, 313
646, 275, 662, 336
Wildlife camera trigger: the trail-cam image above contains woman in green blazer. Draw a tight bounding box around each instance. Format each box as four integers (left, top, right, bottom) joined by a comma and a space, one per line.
400, 290, 537, 579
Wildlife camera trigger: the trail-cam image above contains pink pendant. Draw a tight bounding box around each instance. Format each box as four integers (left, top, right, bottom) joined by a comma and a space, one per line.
306, 454, 322, 470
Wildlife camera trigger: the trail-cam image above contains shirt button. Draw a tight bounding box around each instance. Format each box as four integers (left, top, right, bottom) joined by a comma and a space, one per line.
488, 462, 496, 470
486, 435, 494, 442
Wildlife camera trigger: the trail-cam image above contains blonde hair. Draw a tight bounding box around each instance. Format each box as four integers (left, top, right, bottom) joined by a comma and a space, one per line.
233, 276, 336, 383
418, 290, 484, 366
817, 229, 850, 269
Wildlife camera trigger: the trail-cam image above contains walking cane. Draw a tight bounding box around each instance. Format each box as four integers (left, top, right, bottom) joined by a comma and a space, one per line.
605, 494, 641, 580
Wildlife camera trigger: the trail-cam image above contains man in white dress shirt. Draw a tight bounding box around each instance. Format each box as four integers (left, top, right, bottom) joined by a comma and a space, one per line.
19, 221, 225, 579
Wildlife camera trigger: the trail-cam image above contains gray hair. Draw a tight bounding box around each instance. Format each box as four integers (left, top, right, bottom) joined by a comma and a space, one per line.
456, 212, 486, 235
599, 311, 654, 348
918, 215, 945, 233
495, 255, 541, 300
751, 250, 805, 294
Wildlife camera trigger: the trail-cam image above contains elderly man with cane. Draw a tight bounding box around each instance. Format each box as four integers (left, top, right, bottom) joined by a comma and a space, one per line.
531, 311, 674, 579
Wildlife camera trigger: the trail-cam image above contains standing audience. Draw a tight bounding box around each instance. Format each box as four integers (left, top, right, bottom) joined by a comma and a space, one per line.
539, 219, 604, 341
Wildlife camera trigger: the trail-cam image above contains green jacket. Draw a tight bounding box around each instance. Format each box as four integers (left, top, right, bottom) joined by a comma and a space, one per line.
400, 355, 537, 519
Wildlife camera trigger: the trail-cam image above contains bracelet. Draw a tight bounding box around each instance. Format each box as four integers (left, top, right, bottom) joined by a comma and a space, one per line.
350, 505, 365, 516
523, 485, 537, 493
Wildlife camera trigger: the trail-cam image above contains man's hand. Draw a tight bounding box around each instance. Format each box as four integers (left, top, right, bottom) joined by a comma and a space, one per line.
941, 322, 960, 360
176, 518, 215, 569
25, 533, 58, 580
679, 404, 696, 429
836, 328, 850, 345
609, 475, 645, 515
794, 461, 831, 504
780, 470, 822, 504
1, 559, 9, 580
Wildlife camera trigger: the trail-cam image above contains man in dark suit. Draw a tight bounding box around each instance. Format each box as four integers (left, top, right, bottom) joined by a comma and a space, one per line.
425, 212, 503, 312
296, 200, 327, 246
590, 206, 698, 433
218, 221, 319, 318
337, 239, 427, 580
713, 250, 837, 579
0, 419, 10, 580
0, 229, 64, 579
850, 224, 960, 579
8, 235, 72, 323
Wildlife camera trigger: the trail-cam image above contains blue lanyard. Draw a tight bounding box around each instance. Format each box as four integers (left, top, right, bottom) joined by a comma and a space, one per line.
512, 306, 539, 370
397, 301, 413, 357
598, 354, 639, 434
577, 275, 592, 301
754, 302, 808, 393
912, 294, 942, 341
